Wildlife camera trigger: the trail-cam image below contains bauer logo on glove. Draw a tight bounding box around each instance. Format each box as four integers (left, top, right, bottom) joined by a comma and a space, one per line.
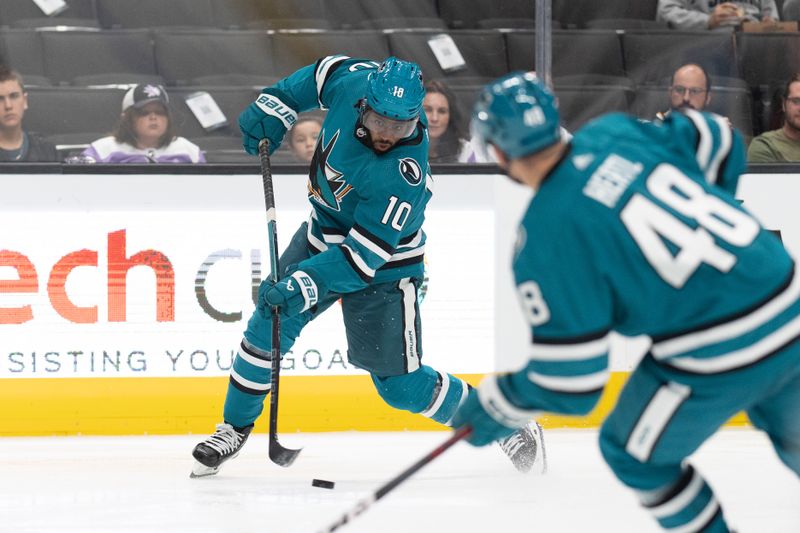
261, 270, 320, 317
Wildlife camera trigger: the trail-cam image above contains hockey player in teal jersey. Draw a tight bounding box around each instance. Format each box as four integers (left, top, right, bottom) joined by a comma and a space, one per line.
190, 57, 545, 477
453, 72, 800, 533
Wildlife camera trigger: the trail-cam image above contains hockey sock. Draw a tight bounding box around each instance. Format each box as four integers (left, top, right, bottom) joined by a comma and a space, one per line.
223, 341, 272, 428
639, 464, 730, 533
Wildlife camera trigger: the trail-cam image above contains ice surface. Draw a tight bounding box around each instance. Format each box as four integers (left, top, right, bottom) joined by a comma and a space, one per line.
0, 428, 797, 532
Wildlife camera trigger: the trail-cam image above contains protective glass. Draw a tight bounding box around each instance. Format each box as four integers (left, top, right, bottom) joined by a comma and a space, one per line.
362, 109, 418, 139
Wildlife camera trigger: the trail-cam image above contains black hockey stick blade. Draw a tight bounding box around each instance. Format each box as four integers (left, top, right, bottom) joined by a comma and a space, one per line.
317, 426, 472, 532
269, 435, 302, 467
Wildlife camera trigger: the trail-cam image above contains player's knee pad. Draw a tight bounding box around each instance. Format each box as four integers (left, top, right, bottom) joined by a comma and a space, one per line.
371, 367, 439, 413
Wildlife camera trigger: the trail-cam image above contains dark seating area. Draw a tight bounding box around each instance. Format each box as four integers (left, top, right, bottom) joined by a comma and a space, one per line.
0, 0, 794, 161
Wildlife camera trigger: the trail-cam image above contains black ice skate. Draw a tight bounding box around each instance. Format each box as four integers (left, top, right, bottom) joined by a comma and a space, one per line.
190, 422, 253, 478
498, 420, 547, 474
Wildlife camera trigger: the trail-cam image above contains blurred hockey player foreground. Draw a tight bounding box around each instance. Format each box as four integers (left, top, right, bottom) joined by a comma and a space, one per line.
452, 72, 800, 533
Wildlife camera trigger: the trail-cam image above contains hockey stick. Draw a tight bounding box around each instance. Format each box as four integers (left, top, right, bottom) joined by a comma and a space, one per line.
317, 426, 472, 532
259, 138, 302, 467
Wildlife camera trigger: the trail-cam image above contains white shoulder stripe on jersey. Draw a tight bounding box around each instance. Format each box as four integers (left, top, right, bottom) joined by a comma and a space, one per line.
652, 268, 800, 359
683, 109, 712, 172
341, 243, 376, 278
530, 334, 610, 362
526, 369, 609, 393
350, 227, 392, 261
704, 114, 732, 185
666, 310, 800, 373
314, 55, 349, 110
625, 381, 690, 462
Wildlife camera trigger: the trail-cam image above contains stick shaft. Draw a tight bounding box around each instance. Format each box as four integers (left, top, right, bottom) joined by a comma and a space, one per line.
258, 138, 301, 467
319, 426, 472, 532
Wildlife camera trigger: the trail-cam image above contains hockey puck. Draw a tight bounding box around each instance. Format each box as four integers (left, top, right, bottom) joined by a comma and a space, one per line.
311, 478, 335, 489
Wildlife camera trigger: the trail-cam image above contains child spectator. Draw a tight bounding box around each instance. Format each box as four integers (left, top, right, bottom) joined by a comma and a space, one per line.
82, 84, 205, 163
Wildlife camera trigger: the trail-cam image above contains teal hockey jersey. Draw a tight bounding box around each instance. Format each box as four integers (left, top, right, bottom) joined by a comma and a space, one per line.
500, 110, 799, 415
263, 55, 432, 294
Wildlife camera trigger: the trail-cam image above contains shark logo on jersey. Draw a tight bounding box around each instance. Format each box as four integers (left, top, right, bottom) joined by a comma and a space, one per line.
398, 158, 422, 186
308, 130, 352, 211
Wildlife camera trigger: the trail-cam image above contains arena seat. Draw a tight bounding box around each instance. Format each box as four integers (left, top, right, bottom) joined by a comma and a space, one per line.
506, 30, 626, 78
271, 31, 391, 77
96, 0, 215, 29
585, 18, 668, 30
71, 73, 166, 88
438, 0, 535, 29
188, 74, 281, 89
41, 30, 156, 86
210, 0, 326, 29
249, 18, 334, 30
554, 0, 659, 29
633, 85, 755, 140
326, 0, 439, 30
553, 83, 634, 132
153, 30, 274, 86
0, 0, 97, 28
622, 31, 739, 86
354, 17, 448, 30
388, 30, 507, 82
0, 29, 45, 78
737, 32, 800, 88
167, 86, 261, 140
24, 87, 127, 136
475, 18, 541, 30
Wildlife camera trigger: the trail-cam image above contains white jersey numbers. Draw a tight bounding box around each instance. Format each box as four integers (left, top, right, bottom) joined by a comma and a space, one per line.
517, 280, 551, 326
621, 164, 759, 288
381, 195, 412, 231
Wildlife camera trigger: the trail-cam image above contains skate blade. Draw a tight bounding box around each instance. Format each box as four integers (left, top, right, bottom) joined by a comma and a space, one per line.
190, 461, 221, 478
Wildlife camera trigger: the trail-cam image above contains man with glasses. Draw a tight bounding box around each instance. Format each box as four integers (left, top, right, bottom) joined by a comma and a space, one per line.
190, 56, 545, 478
748, 73, 800, 162
656, 63, 711, 121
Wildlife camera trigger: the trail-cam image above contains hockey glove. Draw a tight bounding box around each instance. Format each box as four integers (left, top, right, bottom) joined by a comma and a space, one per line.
258, 270, 320, 318
238, 91, 296, 155
451, 374, 540, 446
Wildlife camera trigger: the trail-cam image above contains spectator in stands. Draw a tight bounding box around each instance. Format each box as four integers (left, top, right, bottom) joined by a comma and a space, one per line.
0, 66, 58, 162
423, 80, 473, 163
748, 74, 800, 162
656, 63, 711, 120
657, 0, 778, 29
82, 84, 205, 163
287, 116, 322, 163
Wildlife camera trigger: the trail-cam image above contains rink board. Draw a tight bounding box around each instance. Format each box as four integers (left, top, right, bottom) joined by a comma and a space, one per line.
0, 171, 789, 435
